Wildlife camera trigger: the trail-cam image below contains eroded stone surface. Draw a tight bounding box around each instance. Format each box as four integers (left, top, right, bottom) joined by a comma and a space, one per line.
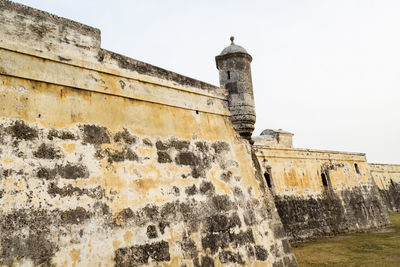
369, 163, 400, 212
0, 119, 293, 266
0, 2, 296, 265
256, 146, 391, 242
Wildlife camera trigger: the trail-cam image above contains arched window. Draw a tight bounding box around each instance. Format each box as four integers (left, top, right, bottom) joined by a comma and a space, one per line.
354, 163, 360, 174
321, 172, 328, 187
264, 172, 272, 188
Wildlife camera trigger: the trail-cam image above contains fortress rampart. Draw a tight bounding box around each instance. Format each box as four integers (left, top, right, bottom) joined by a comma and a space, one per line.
0, 1, 296, 266
0, 0, 398, 266
254, 132, 390, 241
369, 163, 400, 212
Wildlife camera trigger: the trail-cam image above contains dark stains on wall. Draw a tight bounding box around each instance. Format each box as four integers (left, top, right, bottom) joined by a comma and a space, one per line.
2, 169, 13, 178
158, 222, 169, 235
281, 239, 292, 254
378, 181, 400, 212
0, 125, 4, 145
114, 241, 170, 266
200, 181, 215, 196
243, 209, 256, 226
273, 256, 298, 267
155, 138, 232, 179
0, 210, 57, 266
60, 207, 90, 224
87, 127, 141, 164
48, 183, 104, 199
2, 169, 9, 178
274, 194, 344, 241
220, 171, 232, 183
47, 129, 75, 140
229, 212, 242, 228
82, 124, 110, 145
36, 167, 57, 180
271, 224, 286, 239
185, 184, 198, 196
96, 50, 105, 62
208, 195, 236, 212
176, 152, 206, 178
36, 164, 89, 180
229, 229, 256, 247
143, 205, 159, 222
180, 235, 198, 259
6, 120, 38, 141
34, 143, 61, 159
157, 151, 172, 163
142, 138, 153, 147
171, 140, 190, 150
110, 186, 284, 264
341, 186, 389, 228
104, 148, 139, 163
270, 244, 281, 259
176, 152, 200, 166
113, 128, 136, 145
113, 208, 135, 227
57, 163, 89, 179
255, 245, 269, 261
201, 228, 255, 256
146, 225, 158, 239
0, 119, 292, 265
219, 250, 244, 264
274, 185, 390, 242
211, 141, 230, 154
197, 255, 215, 267
155, 140, 169, 151
172, 186, 180, 196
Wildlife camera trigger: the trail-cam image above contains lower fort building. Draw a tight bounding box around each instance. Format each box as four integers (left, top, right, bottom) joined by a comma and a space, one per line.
0, 0, 398, 266
254, 130, 397, 242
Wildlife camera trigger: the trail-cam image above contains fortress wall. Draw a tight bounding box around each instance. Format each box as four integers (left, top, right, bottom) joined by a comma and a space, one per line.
369, 163, 400, 212
255, 146, 390, 241
0, 1, 297, 266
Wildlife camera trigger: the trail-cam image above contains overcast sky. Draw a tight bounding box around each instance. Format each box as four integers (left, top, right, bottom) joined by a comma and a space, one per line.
13, 0, 400, 164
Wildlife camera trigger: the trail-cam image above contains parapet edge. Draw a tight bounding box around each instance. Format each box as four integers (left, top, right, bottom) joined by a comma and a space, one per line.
0, 0, 100, 42
101, 49, 222, 94
254, 145, 367, 157
0, 0, 225, 100
368, 163, 400, 172
368, 163, 400, 167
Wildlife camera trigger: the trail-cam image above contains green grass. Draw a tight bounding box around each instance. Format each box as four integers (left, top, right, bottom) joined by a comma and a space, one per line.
292, 213, 400, 267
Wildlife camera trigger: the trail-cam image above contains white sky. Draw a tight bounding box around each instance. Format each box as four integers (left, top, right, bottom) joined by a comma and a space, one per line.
13, 0, 400, 164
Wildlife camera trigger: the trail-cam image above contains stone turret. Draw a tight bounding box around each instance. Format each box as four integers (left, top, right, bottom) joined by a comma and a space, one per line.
216, 37, 256, 140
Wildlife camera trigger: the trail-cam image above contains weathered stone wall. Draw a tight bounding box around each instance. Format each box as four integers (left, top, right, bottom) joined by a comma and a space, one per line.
255, 146, 390, 242
0, 1, 296, 266
369, 163, 400, 212
253, 130, 293, 149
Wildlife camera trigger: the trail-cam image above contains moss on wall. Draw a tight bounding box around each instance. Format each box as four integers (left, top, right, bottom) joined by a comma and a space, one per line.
256, 147, 390, 242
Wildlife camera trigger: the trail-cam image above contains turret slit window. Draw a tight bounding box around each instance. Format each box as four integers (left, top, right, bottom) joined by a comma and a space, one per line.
321, 172, 328, 187
264, 170, 272, 188
354, 163, 360, 174
227, 71, 231, 80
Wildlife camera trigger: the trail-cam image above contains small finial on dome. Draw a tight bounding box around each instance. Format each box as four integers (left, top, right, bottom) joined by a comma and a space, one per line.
230, 36, 235, 45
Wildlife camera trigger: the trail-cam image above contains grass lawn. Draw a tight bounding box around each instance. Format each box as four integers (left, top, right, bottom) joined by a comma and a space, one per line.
292, 213, 400, 267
